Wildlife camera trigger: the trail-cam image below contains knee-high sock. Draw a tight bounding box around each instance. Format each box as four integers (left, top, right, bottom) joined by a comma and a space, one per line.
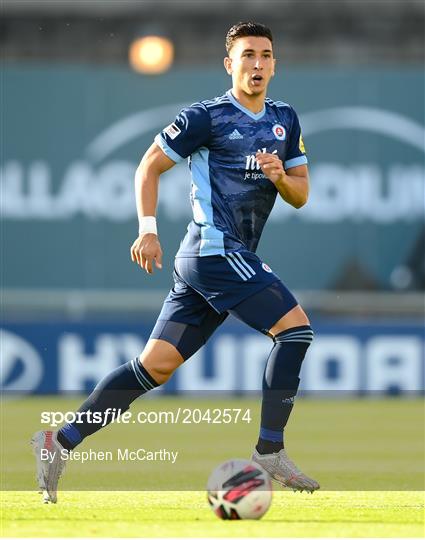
57, 358, 159, 450
257, 325, 314, 454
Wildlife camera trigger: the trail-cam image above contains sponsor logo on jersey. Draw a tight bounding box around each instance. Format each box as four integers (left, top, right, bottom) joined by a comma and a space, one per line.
228, 129, 244, 140
262, 262, 273, 273
272, 124, 286, 141
164, 123, 181, 140
299, 134, 306, 153
244, 148, 278, 180
245, 148, 278, 171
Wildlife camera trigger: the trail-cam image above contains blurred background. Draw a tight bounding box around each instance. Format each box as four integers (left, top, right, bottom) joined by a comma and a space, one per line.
1, 0, 424, 395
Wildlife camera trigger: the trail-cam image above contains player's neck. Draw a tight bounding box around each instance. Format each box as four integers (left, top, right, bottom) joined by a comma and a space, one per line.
231, 88, 265, 114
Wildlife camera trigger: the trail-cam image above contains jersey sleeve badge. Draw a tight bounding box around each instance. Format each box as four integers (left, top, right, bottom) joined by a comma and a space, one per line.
299, 134, 306, 154
164, 123, 181, 140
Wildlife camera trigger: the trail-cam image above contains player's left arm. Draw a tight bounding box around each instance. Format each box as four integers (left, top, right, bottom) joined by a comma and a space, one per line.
257, 107, 309, 208
256, 153, 309, 209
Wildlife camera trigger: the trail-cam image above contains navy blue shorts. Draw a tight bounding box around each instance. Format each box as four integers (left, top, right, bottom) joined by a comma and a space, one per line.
150, 251, 298, 356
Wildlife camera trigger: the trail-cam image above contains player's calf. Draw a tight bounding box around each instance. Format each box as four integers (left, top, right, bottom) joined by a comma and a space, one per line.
56, 357, 161, 452
256, 325, 314, 455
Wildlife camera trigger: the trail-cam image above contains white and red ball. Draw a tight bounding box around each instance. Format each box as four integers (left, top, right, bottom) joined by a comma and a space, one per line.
207, 459, 272, 520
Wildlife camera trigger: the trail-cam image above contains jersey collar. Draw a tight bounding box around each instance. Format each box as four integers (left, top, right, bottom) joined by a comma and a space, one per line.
226, 90, 266, 120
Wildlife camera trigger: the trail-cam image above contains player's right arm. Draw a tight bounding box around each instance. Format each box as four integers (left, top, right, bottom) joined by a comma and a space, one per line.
130, 143, 175, 274
131, 102, 211, 274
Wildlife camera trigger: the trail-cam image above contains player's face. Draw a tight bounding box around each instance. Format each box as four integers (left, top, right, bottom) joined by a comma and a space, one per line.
224, 36, 275, 96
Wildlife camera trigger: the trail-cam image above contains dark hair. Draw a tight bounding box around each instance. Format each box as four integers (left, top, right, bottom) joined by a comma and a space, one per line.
225, 22, 273, 53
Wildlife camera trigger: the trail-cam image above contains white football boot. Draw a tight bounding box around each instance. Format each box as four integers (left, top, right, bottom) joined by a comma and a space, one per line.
31, 431, 67, 503
252, 448, 320, 493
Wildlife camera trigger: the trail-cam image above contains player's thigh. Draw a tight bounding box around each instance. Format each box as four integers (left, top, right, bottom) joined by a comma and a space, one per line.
146, 273, 228, 367
146, 312, 226, 371
229, 280, 307, 336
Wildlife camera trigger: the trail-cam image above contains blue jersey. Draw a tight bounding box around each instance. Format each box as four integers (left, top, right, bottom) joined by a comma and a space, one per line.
155, 89, 307, 258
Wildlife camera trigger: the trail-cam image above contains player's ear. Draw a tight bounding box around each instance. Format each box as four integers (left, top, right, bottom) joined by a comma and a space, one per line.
224, 56, 232, 75
271, 58, 276, 77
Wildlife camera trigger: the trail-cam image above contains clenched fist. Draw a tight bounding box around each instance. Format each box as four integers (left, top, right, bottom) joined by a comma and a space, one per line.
130, 233, 163, 274
255, 151, 285, 185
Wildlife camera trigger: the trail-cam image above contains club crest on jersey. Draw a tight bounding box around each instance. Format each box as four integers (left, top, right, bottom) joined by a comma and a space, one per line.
272, 124, 286, 141
262, 262, 273, 273
164, 123, 181, 140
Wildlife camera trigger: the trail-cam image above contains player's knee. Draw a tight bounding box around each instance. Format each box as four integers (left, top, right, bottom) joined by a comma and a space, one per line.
138, 340, 184, 385
138, 356, 178, 385
145, 367, 173, 385
269, 305, 310, 336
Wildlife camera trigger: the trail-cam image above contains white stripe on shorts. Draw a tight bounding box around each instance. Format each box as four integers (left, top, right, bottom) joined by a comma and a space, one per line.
225, 255, 248, 281
233, 252, 256, 277
227, 253, 255, 280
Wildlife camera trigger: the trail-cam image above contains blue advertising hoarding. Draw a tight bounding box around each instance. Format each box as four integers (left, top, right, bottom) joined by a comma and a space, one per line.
1, 317, 424, 395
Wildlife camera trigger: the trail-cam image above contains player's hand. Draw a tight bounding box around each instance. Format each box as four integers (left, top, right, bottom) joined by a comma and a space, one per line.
256, 152, 285, 185
130, 233, 163, 274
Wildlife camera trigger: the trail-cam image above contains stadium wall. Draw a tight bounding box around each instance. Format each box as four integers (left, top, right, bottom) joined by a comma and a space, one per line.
2, 66, 424, 292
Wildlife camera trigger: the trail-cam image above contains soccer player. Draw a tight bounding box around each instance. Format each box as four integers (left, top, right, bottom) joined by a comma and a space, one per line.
32, 21, 319, 503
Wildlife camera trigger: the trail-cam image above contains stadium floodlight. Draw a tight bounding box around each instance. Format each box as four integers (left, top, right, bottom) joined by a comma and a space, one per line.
129, 35, 174, 74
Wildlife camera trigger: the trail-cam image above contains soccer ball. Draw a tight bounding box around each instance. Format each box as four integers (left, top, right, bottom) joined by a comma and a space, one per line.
206, 459, 272, 520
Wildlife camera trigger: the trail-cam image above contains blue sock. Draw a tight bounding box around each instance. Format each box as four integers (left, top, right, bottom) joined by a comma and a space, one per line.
256, 325, 314, 455
57, 358, 159, 450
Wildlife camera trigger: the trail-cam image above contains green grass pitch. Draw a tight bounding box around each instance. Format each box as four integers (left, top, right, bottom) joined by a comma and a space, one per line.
2, 491, 424, 537
1, 396, 424, 537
